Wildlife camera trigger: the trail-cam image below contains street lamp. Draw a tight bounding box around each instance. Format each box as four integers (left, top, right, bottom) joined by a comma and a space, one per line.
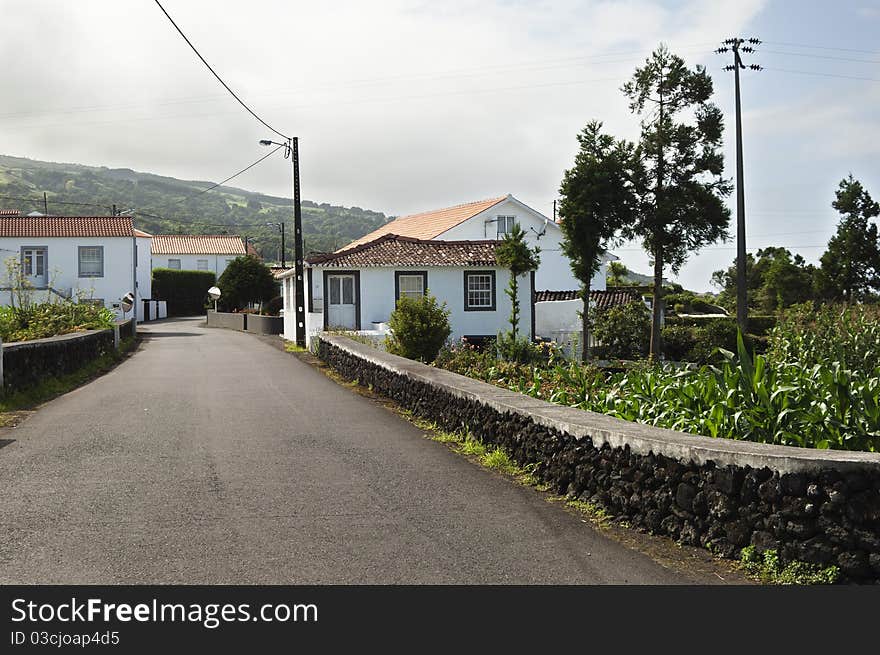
260, 137, 306, 348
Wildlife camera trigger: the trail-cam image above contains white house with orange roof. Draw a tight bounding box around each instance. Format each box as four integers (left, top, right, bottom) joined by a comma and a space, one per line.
150, 234, 248, 278
0, 212, 152, 321
277, 194, 617, 348
344, 194, 614, 293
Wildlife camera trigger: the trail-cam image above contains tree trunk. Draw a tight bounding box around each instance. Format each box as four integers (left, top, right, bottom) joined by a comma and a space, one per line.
581, 281, 592, 362
649, 242, 663, 360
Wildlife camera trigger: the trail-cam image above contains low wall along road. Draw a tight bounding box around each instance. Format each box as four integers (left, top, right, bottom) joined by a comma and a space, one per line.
317, 334, 880, 582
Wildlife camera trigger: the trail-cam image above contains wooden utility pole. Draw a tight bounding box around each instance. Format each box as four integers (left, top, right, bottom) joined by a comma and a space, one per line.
717, 38, 761, 335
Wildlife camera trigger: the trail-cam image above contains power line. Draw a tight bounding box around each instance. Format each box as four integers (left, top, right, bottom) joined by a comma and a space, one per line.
762, 49, 880, 65
178, 144, 285, 201
762, 67, 880, 83
763, 40, 880, 56
152, 0, 289, 140
0, 194, 112, 211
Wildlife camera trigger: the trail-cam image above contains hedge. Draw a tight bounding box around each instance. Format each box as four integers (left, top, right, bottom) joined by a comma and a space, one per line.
152, 268, 216, 316
665, 314, 777, 337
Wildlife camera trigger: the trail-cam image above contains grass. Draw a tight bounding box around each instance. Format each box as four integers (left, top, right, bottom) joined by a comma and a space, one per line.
739, 546, 840, 585
0, 337, 137, 414
283, 340, 308, 353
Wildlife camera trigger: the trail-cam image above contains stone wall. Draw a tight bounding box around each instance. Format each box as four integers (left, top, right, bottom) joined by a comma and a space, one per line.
245, 314, 283, 336
206, 310, 246, 331
3, 329, 116, 394
317, 335, 880, 582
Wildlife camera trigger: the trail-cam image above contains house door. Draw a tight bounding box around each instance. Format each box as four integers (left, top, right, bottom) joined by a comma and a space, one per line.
327, 274, 357, 329
22, 248, 47, 287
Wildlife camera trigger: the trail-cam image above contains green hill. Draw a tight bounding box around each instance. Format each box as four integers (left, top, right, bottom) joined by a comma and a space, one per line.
0, 154, 389, 260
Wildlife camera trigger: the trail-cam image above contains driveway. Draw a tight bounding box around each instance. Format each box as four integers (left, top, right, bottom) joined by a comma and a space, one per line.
0, 317, 731, 583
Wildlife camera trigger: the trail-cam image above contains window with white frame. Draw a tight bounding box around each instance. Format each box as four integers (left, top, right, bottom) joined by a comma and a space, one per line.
464, 271, 495, 311
168, 259, 181, 270
395, 272, 427, 301
197, 259, 209, 271
496, 215, 517, 237
78, 246, 104, 277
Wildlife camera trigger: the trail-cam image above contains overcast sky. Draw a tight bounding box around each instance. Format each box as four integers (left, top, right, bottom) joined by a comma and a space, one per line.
3, 0, 879, 290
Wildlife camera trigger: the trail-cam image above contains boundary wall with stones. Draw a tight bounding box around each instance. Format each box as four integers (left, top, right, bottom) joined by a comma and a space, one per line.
317, 334, 880, 582
2, 325, 129, 394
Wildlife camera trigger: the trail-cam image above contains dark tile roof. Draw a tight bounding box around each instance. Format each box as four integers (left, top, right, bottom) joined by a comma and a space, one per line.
0, 215, 134, 237
535, 288, 642, 310
307, 234, 499, 267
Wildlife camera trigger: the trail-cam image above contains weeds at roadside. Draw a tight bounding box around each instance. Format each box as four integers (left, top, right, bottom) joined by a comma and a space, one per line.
739, 546, 839, 585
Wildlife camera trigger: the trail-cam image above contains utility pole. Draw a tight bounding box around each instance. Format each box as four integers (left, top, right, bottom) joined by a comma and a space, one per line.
43, 192, 48, 214
717, 37, 761, 335
260, 137, 305, 348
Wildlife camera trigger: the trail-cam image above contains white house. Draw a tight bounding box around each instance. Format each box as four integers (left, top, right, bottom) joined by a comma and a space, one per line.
278, 234, 532, 347
0, 212, 152, 321
151, 234, 248, 278
343, 194, 613, 292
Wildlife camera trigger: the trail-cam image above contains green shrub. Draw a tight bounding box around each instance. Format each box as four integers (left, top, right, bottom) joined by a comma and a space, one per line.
0, 302, 115, 343
152, 268, 216, 316
592, 301, 650, 360
385, 292, 451, 362
688, 318, 739, 362
660, 324, 693, 361
748, 315, 777, 336
218, 256, 277, 311
263, 295, 283, 316
496, 332, 544, 365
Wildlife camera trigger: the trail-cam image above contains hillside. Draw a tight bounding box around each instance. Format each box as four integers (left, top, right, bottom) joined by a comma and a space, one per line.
0, 154, 390, 260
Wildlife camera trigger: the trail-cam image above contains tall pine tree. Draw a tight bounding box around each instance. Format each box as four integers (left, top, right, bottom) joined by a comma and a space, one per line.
816, 175, 880, 303
622, 45, 732, 358
558, 121, 638, 361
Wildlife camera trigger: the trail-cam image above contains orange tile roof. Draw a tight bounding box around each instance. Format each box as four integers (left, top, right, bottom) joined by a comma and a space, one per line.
308, 234, 498, 268
151, 234, 246, 255
134, 228, 153, 237
0, 215, 134, 237
341, 196, 507, 250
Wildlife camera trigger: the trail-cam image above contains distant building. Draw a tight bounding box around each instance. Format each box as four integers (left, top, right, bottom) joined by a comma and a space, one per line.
151, 234, 248, 278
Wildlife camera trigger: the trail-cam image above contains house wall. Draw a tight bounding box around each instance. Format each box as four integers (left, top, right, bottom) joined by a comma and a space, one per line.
281, 265, 533, 346
150, 253, 239, 279
0, 236, 149, 320
436, 197, 608, 292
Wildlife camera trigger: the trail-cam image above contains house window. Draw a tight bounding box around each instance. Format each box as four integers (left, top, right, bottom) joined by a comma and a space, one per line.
395, 271, 427, 301
78, 246, 104, 278
21, 247, 47, 279
496, 215, 517, 237
79, 298, 104, 307
197, 259, 209, 271
168, 259, 181, 270
464, 270, 496, 311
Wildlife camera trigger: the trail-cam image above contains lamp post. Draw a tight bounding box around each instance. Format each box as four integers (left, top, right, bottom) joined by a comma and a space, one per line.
259, 137, 305, 348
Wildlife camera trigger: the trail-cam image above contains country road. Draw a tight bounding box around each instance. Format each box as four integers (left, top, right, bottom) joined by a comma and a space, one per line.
0, 317, 734, 584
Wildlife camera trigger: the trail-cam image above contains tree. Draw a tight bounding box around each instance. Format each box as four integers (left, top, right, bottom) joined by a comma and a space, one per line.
385, 292, 451, 362
217, 255, 277, 311
815, 175, 880, 303
711, 247, 815, 313
591, 300, 651, 360
495, 223, 540, 338
558, 121, 639, 360
621, 45, 732, 359
606, 261, 634, 286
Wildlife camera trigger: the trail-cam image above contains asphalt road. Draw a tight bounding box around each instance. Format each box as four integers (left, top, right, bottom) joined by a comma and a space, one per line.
1, 317, 719, 584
